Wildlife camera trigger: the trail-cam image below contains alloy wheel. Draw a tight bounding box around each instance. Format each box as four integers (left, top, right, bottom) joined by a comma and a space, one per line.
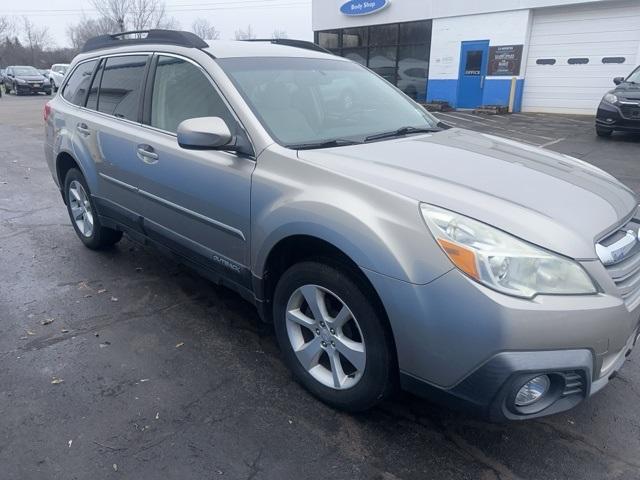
285, 284, 366, 390
68, 180, 94, 237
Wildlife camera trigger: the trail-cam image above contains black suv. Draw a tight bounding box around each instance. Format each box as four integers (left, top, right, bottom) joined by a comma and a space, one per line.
596, 66, 640, 137
4, 65, 51, 96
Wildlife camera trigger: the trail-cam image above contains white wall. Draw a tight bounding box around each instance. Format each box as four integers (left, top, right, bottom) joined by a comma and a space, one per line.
428, 10, 532, 81
313, 0, 610, 31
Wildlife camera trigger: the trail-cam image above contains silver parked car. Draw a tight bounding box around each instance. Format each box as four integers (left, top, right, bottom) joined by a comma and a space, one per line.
48, 63, 69, 92
44, 30, 639, 420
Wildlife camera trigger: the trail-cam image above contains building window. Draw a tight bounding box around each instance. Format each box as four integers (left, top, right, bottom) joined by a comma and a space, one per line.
536, 58, 556, 65
315, 20, 433, 101
568, 58, 589, 65
602, 57, 625, 64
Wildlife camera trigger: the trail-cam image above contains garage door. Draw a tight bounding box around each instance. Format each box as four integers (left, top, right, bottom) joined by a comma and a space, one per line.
522, 1, 640, 114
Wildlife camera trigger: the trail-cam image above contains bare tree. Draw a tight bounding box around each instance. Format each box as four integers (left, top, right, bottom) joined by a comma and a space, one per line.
191, 19, 220, 40
272, 30, 288, 39
67, 16, 118, 50
234, 25, 256, 41
22, 17, 51, 64
0, 16, 13, 39
91, 0, 131, 32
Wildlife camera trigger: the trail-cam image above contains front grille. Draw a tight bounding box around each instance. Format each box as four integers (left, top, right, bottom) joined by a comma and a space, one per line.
597, 217, 640, 308
620, 104, 640, 120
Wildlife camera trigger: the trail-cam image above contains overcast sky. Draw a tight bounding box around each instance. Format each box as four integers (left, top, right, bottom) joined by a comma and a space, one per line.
0, 0, 313, 48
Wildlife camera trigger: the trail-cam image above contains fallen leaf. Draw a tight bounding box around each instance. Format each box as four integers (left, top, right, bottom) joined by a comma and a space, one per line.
110, 297, 118, 302
139, 378, 150, 382
113, 464, 118, 472
61, 329, 69, 334
175, 342, 184, 348
155, 412, 159, 420
99, 341, 111, 348
41, 318, 54, 326
26, 330, 36, 336
51, 377, 64, 384
97, 289, 107, 294
68, 440, 72, 448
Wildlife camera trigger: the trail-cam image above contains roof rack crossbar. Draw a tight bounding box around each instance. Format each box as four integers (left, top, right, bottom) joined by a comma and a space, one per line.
242, 39, 332, 54
81, 29, 209, 53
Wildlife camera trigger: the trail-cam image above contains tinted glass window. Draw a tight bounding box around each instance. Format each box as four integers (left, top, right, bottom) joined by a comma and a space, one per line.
369, 46, 397, 83
370, 24, 398, 46
318, 31, 340, 50
62, 60, 97, 106
85, 60, 103, 111
398, 44, 430, 100
343, 48, 367, 66
150, 56, 235, 133
399, 21, 431, 45
465, 51, 483, 75
342, 28, 367, 48
97, 55, 147, 121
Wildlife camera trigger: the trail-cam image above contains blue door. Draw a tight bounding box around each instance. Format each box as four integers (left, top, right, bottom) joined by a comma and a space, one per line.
457, 41, 489, 108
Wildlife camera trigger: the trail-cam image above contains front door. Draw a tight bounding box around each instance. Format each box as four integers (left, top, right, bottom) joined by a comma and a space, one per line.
457, 41, 489, 108
135, 54, 255, 288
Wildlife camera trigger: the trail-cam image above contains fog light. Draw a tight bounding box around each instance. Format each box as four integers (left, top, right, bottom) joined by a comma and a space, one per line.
515, 375, 550, 406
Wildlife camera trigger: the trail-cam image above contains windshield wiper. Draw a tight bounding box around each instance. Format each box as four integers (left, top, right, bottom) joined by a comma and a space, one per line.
286, 139, 362, 150
365, 126, 440, 143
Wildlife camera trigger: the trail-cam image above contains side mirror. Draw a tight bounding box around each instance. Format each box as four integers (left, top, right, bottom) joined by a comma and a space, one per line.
613, 77, 624, 85
177, 117, 232, 150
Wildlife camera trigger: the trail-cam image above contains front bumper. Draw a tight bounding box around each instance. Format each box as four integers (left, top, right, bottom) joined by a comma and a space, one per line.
15, 83, 50, 94
596, 101, 640, 133
365, 265, 640, 420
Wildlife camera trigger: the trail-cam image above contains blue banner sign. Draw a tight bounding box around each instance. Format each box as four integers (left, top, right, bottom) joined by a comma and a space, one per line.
340, 0, 390, 16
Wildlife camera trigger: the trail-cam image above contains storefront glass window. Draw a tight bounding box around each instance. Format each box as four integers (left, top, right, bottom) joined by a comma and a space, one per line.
315, 20, 433, 101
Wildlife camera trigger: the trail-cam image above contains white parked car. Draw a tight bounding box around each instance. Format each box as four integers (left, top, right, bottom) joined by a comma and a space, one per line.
48, 64, 70, 92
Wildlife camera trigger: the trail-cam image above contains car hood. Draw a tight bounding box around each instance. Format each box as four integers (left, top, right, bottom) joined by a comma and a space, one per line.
612, 83, 640, 100
16, 75, 46, 81
298, 128, 637, 259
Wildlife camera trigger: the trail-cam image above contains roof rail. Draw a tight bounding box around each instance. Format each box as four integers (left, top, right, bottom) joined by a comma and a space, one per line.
81, 29, 209, 53
242, 39, 332, 54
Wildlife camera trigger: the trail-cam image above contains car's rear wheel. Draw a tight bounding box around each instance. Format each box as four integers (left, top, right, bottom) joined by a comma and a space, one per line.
64, 168, 122, 249
596, 126, 613, 137
273, 261, 395, 411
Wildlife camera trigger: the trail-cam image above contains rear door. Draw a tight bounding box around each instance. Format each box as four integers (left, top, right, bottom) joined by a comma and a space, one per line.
87, 54, 152, 229
135, 54, 255, 287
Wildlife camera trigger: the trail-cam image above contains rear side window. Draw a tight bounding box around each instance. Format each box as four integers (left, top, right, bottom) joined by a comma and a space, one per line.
62, 60, 97, 106
97, 55, 148, 121
149, 55, 235, 133
86, 60, 103, 111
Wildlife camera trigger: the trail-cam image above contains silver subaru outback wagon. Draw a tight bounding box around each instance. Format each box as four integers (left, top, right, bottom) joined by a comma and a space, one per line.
44, 30, 639, 421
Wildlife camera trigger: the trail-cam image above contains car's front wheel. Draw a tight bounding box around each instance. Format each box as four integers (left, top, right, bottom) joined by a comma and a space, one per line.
273, 261, 395, 411
64, 168, 123, 249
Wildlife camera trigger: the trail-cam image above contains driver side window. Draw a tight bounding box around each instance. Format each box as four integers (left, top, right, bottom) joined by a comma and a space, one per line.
150, 55, 236, 134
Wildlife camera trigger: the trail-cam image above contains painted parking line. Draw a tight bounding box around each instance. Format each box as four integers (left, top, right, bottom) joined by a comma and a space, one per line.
539, 137, 567, 148
452, 111, 502, 124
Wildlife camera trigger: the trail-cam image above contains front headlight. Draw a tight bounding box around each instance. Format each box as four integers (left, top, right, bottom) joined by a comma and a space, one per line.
420, 204, 597, 298
16, 78, 26, 84
603, 93, 618, 105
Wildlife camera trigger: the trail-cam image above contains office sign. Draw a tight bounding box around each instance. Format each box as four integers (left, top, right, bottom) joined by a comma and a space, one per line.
340, 0, 390, 16
488, 45, 523, 76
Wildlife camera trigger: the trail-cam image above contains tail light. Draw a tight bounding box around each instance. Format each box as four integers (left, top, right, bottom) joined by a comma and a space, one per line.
44, 102, 52, 123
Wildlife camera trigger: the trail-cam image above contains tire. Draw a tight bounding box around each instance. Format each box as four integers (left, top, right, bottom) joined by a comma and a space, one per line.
596, 126, 613, 137
273, 261, 395, 411
64, 168, 123, 249
45, 89, 52, 96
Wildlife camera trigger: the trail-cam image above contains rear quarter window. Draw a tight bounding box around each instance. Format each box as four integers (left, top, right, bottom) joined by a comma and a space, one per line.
62, 60, 98, 106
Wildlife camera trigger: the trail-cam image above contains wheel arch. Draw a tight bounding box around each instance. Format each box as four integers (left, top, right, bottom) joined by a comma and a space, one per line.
259, 234, 399, 370
55, 149, 98, 203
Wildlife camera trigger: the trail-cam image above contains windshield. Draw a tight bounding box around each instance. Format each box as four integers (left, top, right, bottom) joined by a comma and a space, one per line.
14, 67, 39, 76
627, 67, 640, 84
217, 57, 439, 147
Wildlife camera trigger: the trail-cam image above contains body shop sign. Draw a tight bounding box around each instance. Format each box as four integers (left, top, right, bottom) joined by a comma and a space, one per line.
488, 45, 523, 76
340, 0, 390, 16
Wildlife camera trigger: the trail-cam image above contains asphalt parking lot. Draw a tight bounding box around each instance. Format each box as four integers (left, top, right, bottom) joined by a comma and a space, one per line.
1, 94, 640, 480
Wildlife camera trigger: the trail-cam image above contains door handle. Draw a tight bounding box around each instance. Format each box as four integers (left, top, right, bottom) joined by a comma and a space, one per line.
76, 123, 90, 135
136, 144, 159, 164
